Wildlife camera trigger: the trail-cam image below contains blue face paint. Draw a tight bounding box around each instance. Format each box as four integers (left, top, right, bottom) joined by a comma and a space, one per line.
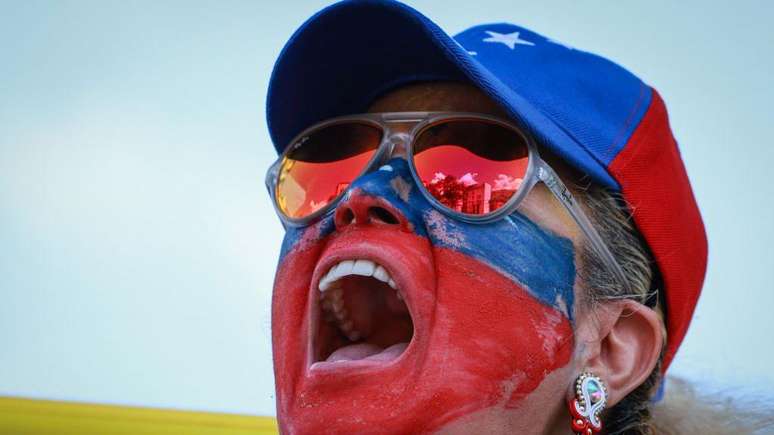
336, 160, 429, 239
277, 158, 576, 319
424, 208, 576, 320
278, 216, 336, 262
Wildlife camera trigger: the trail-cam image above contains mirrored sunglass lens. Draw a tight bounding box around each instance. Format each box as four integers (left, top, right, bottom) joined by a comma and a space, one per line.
276, 122, 382, 219
413, 120, 529, 216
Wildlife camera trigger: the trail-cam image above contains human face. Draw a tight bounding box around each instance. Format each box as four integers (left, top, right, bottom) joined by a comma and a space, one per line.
270, 82, 585, 434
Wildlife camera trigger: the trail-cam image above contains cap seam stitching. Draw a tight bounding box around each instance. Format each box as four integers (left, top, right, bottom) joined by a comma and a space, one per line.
602, 83, 649, 163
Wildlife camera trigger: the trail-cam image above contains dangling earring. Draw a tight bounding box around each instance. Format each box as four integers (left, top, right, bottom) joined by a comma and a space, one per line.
568, 371, 608, 435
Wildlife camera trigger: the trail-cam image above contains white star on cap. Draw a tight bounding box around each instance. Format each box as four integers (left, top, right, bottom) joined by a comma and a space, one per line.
483, 30, 535, 50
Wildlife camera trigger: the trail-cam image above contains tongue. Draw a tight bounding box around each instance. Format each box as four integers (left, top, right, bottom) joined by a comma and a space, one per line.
326, 343, 382, 362
326, 342, 408, 363
364, 342, 408, 362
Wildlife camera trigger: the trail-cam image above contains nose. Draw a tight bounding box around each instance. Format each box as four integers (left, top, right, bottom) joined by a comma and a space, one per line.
332, 159, 417, 232
334, 189, 409, 230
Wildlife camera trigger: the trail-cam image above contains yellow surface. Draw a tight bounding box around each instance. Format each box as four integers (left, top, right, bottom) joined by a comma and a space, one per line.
0, 396, 278, 435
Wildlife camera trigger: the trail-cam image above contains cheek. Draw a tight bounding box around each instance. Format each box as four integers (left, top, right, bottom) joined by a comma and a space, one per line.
422, 209, 577, 418
277, 216, 336, 262
271, 221, 333, 398
430, 247, 574, 410
426, 210, 578, 320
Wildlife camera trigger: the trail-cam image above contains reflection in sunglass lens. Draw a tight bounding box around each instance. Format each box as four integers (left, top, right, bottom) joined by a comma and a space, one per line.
276, 122, 382, 219
413, 120, 529, 215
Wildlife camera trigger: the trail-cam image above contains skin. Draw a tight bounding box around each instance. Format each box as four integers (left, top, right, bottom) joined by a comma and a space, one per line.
271, 82, 663, 434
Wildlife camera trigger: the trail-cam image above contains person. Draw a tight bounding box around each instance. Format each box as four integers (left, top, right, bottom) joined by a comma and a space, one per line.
262, 1, 764, 434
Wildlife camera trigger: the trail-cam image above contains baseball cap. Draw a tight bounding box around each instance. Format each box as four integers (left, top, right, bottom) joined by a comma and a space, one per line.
266, 0, 708, 372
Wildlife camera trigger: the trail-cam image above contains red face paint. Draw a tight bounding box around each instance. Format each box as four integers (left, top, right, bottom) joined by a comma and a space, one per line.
272, 224, 574, 433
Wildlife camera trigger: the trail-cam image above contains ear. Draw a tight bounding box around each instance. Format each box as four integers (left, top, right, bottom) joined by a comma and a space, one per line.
576, 300, 663, 406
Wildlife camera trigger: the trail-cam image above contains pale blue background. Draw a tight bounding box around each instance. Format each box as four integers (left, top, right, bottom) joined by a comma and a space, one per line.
1, 1, 772, 417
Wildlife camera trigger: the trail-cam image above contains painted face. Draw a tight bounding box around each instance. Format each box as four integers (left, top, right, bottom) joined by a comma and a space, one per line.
271, 83, 584, 434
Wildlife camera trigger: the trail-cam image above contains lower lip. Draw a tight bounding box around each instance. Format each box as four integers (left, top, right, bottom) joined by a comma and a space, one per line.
309, 358, 395, 372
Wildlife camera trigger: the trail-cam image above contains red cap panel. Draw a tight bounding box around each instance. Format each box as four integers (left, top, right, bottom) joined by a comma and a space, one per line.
609, 89, 708, 372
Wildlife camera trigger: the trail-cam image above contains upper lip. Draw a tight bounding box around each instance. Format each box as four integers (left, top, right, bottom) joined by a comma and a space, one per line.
306, 232, 430, 372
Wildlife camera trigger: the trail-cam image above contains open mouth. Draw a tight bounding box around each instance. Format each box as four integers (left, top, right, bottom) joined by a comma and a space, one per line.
312, 259, 414, 367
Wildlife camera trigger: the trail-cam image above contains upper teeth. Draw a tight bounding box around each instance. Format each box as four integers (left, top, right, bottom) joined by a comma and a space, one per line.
319, 259, 398, 292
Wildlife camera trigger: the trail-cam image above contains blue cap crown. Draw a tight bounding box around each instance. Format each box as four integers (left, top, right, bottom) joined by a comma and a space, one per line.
267, 0, 653, 189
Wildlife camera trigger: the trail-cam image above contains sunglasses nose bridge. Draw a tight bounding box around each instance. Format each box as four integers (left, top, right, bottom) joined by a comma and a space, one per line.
382, 131, 411, 160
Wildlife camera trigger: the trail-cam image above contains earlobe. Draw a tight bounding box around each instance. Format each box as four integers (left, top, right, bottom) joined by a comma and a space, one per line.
580, 300, 664, 407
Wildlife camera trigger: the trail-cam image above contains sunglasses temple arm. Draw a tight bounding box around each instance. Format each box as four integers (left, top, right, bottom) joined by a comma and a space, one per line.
537, 163, 631, 294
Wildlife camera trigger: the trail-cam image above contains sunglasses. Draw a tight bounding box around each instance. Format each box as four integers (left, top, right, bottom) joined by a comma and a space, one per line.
266, 112, 629, 291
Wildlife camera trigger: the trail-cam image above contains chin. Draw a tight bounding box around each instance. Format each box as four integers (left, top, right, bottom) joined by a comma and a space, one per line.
271, 218, 575, 434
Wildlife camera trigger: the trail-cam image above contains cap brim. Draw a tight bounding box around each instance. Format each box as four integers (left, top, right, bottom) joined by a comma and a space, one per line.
266, 0, 619, 189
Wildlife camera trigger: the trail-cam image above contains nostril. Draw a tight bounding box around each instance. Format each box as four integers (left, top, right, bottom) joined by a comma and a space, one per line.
368, 206, 400, 225
334, 189, 408, 230
338, 208, 355, 226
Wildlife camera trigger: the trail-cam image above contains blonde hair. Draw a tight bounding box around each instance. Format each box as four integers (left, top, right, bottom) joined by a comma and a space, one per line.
652, 377, 774, 434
